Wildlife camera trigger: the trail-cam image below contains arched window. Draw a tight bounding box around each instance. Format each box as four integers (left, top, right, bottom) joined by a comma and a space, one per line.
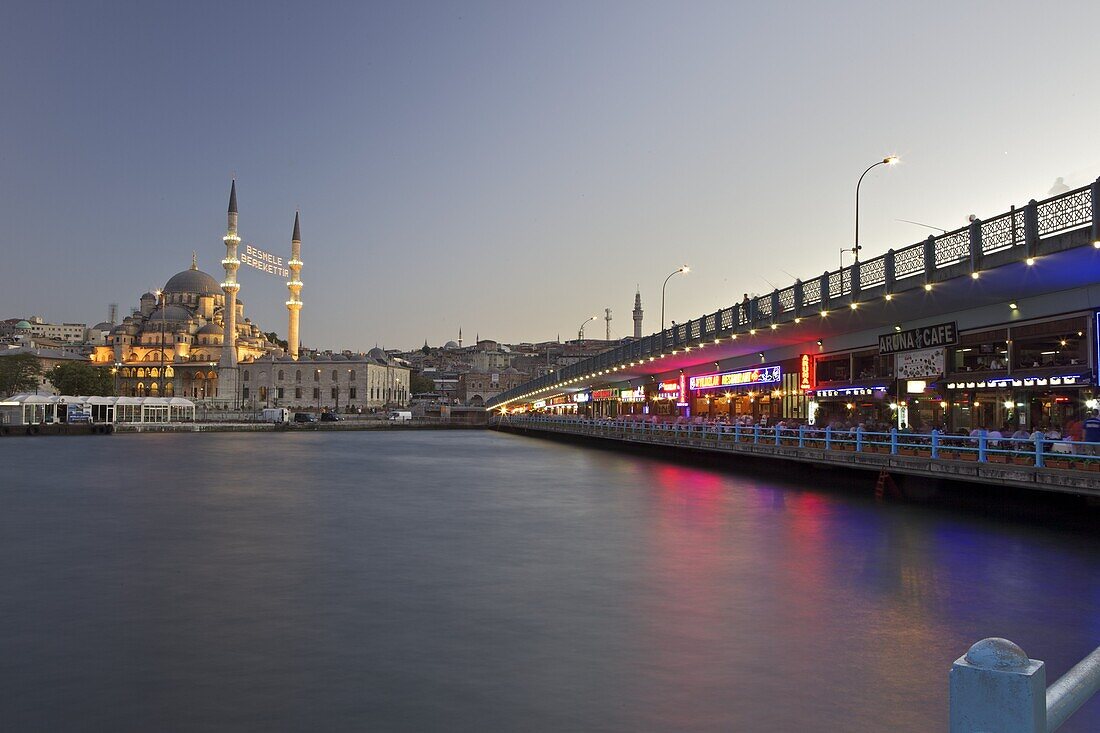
149, 382, 159, 396
136, 368, 146, 378
349, 370, 356, 381
148, 367, 159, 378
332, 370, 338, 381
314, 370, 320, 382
207, 371, 217, 380
243, 370, 250, 382
121, 368, 131, 378
295, 370, 302, 383
165, 366, 174, 378
136, 382, 146, 397
278, 370, 284, 381
165, 383, 174, 396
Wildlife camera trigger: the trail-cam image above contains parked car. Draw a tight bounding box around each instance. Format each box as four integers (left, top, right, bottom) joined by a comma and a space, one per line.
262, 408, 290, 424
320, 412, 342, 422
293, 412, 317, 423
388, 411, 413, 422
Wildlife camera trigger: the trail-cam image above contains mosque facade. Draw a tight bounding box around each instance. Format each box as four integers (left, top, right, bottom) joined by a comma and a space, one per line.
91, 182, 409, 410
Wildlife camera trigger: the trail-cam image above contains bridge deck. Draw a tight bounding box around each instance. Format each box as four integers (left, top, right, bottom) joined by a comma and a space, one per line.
491, 418, 1100, 498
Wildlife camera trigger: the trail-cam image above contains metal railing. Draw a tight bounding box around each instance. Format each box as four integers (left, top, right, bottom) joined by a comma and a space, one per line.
950, 638, 1100, 732
491, 415, 1100, 472
487, 178, 1100, 409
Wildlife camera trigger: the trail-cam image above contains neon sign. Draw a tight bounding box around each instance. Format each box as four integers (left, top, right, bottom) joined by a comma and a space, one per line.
688, 365, 781, 392
242, 244, 290, 278
591, 388, 618, 401
800, 354, 814, 392
573, 392, 591, 403
620, 387, 645, 402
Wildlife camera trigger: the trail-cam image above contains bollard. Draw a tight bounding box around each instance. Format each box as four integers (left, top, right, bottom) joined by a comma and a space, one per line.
931, 429, 940, 459
949, 638, 1046, 732
890, 427, 898, 455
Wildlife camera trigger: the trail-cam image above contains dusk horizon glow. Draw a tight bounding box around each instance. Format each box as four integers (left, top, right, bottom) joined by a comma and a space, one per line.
3, 1, 1099, 350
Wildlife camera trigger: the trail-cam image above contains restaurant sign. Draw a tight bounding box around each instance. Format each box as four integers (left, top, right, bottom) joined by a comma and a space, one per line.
799, 354, 814, 392
878, 321, 957, 354
688, 365, 781, 392
620, 387, 646, 402
591, 388, 618, 401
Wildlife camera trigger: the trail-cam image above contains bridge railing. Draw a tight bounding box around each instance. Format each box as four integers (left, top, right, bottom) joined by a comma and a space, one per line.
950, 638, 1100, 732
488, 178, 1100, 410
492, 415, 1100, 472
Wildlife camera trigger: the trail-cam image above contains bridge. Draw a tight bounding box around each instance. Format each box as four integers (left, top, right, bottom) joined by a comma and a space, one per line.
489, 178, 1099, 411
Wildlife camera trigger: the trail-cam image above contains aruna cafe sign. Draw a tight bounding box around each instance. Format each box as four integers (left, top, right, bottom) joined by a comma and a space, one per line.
878, 321, 958, 355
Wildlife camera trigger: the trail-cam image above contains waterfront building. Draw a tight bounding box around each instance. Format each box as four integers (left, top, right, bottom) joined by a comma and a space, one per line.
239, 348, 410, 412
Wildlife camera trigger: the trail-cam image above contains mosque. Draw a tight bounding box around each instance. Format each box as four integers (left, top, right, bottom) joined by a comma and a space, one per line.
92, 182, 410, 410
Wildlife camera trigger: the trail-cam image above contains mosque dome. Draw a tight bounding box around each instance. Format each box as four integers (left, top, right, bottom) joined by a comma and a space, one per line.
197, 323, 222, 335
92, 322, 113, 331
149, 305, 193, 322
444, 341, 459, 349
367, 347, 388, 361
330, 354, 347, 361
14, 320, 31, 330
141, 292, 156, 300
164, 268, 222, 297
278, 355, 297, 362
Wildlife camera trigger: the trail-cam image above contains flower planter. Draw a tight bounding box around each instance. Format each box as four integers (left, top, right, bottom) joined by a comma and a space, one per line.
1011, 457, 1035, 466
1045, 458, 1072, 470
897, 448, 917, 457
940, 450, 960, 460
915, 449, 933, 458
988, 455, 1008, 464
959, 453, 978, 461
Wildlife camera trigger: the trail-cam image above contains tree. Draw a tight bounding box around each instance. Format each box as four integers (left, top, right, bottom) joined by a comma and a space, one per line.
265, 331, 289, 350
47, 362, 115, 396
409, 371, 435, 395
0, 353, 42, 397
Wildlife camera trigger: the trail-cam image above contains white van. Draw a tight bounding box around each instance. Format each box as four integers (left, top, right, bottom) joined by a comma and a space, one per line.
262, 408, 291, 424
388, 411, 413, 422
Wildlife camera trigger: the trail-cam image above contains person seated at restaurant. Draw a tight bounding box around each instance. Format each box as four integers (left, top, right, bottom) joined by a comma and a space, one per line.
1011, 426, 1031, 441
1046, 425, 1062, 440
988, 356, 1004, 370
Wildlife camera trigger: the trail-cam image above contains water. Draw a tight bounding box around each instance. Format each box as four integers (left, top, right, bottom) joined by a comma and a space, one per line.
1, 430, 1097, 732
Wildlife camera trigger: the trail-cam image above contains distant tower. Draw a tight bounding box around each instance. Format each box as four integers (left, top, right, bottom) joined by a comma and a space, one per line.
108, 303, 118, 326
218, 180, 241, 403
633, 288, 643, 339
286, 212, 303, 359
459, 328, 463, 348
604, 308, 612, 341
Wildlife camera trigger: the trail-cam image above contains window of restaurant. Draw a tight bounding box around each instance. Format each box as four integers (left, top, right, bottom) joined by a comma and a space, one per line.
815, 355, 850, 383
949, 328, 1009, 374
851, 350, 893, 380
1011, 317, 1089, 370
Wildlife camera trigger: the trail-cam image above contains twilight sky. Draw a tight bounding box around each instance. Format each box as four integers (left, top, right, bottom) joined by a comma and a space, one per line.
3, 1, 1099, 351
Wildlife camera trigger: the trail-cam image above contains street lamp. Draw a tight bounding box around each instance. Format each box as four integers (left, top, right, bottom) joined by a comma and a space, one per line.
661, 265, 690, 331
578, 315, 597, 341
316, 368, 321, 412
854, 156, 899, 263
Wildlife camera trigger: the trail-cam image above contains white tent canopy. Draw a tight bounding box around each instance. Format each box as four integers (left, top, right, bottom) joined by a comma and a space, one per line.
0, 394, 196, 425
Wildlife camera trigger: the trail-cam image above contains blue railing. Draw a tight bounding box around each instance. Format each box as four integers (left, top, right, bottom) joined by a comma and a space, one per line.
492, 415, 1100, 472
488, 178, 1099, 409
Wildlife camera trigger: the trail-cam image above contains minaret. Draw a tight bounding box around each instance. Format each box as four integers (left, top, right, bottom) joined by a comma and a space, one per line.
286, 212, 303, 359
218, 180, 241, 403
459, 328, 463, 348
604, 308, 612, 341
633, 288, 643, 339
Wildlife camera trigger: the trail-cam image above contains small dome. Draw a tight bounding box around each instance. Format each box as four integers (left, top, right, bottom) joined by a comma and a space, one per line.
502, 366, 521, 375
444, 341, 459, 349
330, 354, 347, 361
164, 269, 222, 296
197, 324, 222, 335
349, 353, 368, 362
14, 320, 31, 329
148, 305, 193, 322
368, 347, 387, 361
141, 292, 156, 300
278, 355, 297, 362
92, 322, 113, 331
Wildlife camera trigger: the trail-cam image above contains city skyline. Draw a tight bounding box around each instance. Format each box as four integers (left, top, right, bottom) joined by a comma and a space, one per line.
3, 1, 1100, 350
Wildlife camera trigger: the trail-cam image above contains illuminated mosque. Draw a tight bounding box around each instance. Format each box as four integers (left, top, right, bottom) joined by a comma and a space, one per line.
92, 182, 410, 410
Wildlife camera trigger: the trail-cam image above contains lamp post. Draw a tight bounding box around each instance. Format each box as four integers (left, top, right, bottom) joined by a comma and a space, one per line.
316, 368, 321, 412
854, 156, 899, 263
661, 265, 690, 331
578, 315, 597, 341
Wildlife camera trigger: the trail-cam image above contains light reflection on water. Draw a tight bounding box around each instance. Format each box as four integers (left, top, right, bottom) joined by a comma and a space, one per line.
0, 430, 1097, 731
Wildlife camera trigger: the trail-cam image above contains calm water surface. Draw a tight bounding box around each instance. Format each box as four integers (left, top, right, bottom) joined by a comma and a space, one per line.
1, 430, 1097, 731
